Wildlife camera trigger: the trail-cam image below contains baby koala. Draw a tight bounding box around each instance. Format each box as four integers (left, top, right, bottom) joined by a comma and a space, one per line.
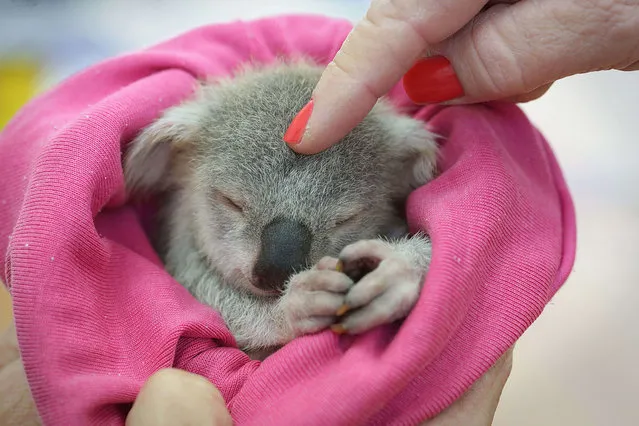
124, 62, 438, 358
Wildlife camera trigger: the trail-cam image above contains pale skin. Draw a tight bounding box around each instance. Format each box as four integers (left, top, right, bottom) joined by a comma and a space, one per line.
289, 0, 639, 154
0, 319, 512, 425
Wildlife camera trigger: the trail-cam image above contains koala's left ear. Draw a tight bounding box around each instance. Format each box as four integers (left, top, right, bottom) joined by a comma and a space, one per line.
124, 97, 205, 195
379, 112, 439, 190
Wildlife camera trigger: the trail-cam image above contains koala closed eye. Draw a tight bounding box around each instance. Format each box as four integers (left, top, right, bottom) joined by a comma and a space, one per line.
212, 189, 244, 213
332, 211, 364, 229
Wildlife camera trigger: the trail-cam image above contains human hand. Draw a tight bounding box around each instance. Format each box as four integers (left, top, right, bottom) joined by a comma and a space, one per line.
285, 0, 639, 154
0, 320, 233, 426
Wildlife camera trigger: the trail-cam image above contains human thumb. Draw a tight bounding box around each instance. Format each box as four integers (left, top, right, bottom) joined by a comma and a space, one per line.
126, 369, 233, 426
404, 1, 639, 105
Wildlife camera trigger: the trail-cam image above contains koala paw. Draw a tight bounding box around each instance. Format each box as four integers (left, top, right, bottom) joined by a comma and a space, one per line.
278, 256, 354, 338
333, 239, 426, 335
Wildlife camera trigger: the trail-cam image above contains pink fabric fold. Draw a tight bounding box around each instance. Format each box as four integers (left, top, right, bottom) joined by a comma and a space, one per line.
0, 14, 576, 426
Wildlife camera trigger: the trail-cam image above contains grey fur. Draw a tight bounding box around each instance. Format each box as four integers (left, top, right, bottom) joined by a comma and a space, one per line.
124, 62, 438, 357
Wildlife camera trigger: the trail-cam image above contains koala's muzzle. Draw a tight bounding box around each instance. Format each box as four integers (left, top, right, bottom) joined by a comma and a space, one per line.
253, 218, 312, 293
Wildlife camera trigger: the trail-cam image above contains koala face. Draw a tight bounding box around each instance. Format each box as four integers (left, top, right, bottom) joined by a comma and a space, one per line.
124, 62, 437, 297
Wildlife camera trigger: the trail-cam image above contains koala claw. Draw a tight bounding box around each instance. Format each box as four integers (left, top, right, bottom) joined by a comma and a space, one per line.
334, 239, 426, 335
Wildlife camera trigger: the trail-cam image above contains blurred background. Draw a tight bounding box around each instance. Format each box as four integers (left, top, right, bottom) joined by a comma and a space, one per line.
1, 0, 637, 425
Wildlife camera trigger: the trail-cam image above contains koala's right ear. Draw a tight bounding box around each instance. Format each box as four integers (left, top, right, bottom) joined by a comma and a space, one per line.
124, 101, 203, 195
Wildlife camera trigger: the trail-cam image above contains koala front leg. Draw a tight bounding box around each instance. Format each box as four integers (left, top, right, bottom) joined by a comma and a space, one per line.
277, 258, 354, 339
332, 234, 432, 334
277, 234, 432, 340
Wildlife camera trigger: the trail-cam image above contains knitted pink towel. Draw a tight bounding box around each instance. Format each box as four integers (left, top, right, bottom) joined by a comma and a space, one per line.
0, 14, 576, 426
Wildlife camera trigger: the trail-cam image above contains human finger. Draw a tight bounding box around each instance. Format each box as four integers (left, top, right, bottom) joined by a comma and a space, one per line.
126, 368, 233, 426
285, 0, 489, 154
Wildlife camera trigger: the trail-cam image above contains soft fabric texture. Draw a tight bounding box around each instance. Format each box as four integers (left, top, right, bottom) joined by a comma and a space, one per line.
0, 14, 576, 426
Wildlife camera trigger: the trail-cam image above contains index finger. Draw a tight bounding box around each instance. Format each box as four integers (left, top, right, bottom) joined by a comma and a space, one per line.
287, 0, 488, 154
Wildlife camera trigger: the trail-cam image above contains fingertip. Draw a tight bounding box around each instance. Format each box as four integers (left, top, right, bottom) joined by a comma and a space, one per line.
283, 99, 314, 146
284, 115, 335, 155
127, 369, 232, 426
286, 131, 333, 155
284, 103, 354, 155
285, 60, 380, 155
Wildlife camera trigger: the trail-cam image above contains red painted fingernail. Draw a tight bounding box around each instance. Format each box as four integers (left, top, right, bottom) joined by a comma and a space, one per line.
403, 56, 464, 104
283, 99, 314, 145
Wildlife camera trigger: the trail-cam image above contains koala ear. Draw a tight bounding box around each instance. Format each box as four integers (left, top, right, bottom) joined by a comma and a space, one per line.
124, 101, 203, 195
379, 112, 440, 190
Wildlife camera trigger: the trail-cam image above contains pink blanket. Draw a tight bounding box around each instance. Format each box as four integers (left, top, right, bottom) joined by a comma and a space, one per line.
0, 15, 576, 426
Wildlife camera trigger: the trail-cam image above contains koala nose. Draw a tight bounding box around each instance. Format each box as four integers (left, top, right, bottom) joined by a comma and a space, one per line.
253, 217, 312, 293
